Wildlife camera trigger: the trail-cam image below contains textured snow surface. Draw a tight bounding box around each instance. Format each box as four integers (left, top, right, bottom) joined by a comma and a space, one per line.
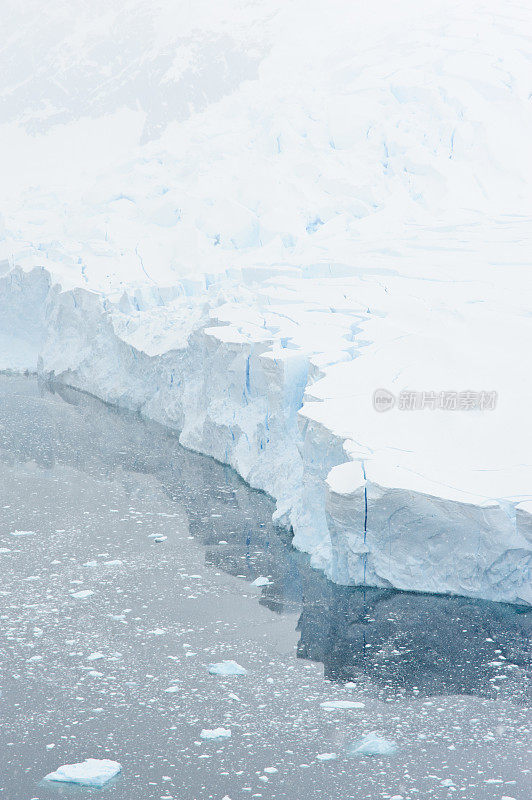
44, 758, 121, 787
0, 0, 531, 603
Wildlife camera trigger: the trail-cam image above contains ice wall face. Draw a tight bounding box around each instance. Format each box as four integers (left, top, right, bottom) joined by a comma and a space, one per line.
35, 272, 311, 539
1, 266, 530, 606
325, 463, 531, 606
0, 267, 52, 371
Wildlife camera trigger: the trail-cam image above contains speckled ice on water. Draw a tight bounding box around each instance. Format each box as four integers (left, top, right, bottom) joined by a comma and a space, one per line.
0, 377, 529, 800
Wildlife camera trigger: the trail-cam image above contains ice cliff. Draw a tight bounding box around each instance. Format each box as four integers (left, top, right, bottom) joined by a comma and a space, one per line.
0, 0, 531, 603
0, 262, 529, 605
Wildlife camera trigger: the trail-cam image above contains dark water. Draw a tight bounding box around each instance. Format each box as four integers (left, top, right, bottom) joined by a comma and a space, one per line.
0, 375, 530, 800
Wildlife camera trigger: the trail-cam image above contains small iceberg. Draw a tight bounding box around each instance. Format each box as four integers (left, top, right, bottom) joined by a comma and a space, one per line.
347, 732, 397, 756
10, 530, 34, 536
208, 660, 247, 676
251, 576, 272, 586
320, 700, 365, 710
71, 589, 94, 599
44, 758, 121, 787
87, 652, 105, 661
200, 727, 231, 739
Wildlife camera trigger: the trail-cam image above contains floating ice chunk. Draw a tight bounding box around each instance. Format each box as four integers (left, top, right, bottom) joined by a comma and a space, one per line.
83, 560, 98, 567
87, 652, 105, 661
316, 752, 337, 761
200, 727, 231, 739
251, 576, 272, 586
71, 590, 94, 599
320, 700, 365, 710
347, 732, 397, 756
44, 758, 121, 787
208, 660, 247, 676
164, 685, 180, 693
10, 530, 34, 536
0, 547, 11, 553
104, 559, 123, 566
263, 767, 278, 773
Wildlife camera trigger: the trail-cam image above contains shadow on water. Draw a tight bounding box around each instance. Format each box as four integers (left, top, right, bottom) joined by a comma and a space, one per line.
0, 375, 530, 702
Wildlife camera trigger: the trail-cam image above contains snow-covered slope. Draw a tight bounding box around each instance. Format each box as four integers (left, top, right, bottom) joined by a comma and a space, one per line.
1, 0, 531, 603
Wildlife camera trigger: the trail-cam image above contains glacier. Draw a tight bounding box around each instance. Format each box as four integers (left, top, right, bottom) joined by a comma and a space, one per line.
0, 0, 531, 605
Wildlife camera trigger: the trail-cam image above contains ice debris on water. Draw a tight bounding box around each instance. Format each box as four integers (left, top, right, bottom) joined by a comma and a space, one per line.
44, 758, 121, 787
347, 732, 397, 756
316, 752, 337, 761
320, 700, 365, 710
208, 660, 247, 676
200, 727, 231, 739
10, 530, 34, 536
70, 589, 94, 599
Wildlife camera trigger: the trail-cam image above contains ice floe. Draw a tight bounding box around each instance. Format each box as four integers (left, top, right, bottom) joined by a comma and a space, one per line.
251, 576, 272, 587
320, 700, 365, 710
200, 727, 231, 739
44, 758, 121, 787
347, 732, 397, 756
208, 660, 247, 676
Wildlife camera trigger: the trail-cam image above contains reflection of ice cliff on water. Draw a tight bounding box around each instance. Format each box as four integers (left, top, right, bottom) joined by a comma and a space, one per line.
2, 376, 530, 703
294, 582, 531, 700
